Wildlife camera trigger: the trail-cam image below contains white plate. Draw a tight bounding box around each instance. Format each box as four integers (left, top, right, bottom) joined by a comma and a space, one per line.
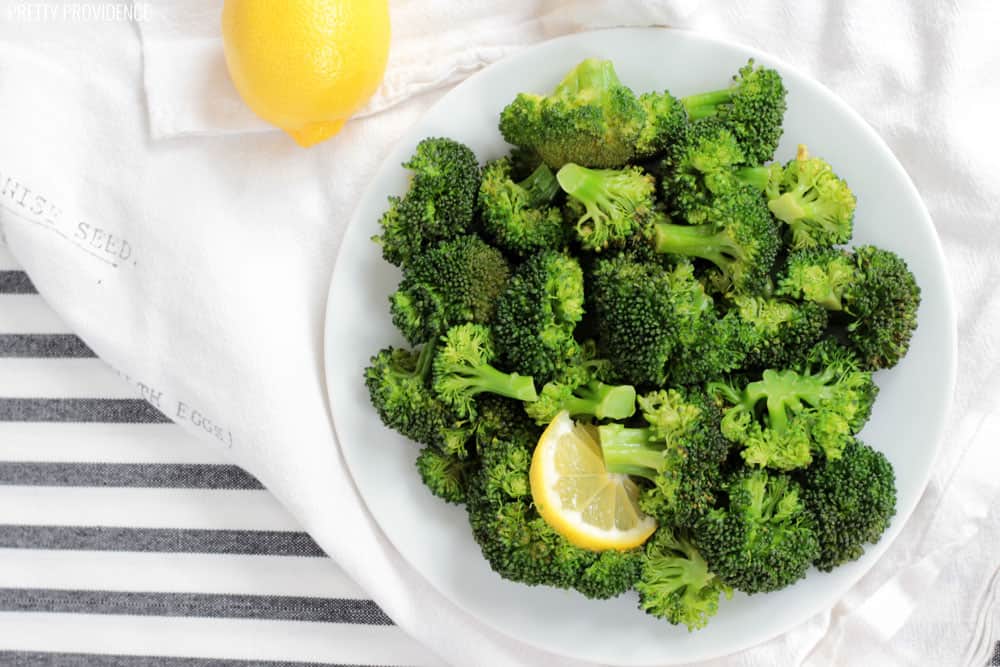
325, 28, 956, 666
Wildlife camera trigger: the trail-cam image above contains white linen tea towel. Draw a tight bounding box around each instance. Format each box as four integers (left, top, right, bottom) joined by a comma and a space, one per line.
1, 1, 999, 665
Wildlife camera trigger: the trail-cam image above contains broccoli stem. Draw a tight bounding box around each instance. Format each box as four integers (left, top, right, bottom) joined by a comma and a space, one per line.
767, 192, 809, 223
448, 363, 538, 403
681, 89, 735, 119
556, 163, 609, 207
563, 382, 637, 420
598, 424, 664, 479
734, 166, 771, 191
519, 163, 560, 204
652, 221, 742, 272
742, 369, 837, 434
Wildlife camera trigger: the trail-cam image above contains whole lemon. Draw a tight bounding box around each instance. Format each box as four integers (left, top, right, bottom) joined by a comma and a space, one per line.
222, 0, 390, 147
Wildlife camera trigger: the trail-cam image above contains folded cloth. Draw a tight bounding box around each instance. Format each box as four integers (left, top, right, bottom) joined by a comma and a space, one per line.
0, 1, 998, 665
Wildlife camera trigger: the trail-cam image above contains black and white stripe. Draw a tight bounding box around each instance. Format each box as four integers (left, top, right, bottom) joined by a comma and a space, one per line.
0, 247, 439, 666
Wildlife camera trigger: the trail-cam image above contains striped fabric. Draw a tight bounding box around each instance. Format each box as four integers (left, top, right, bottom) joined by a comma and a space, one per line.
0, 246, 441, 666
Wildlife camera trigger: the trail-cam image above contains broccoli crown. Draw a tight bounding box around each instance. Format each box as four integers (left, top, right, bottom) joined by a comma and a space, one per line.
653, 186, 781, 295
842, 246, 921, 370
765, 145, 856, 249
694, 468, 819, 593
731, 295, 829, 369
635, 527, 732, 631
777, 246, 855, 310
711, 351, 878, 470
682, 60, 787, 165
473, 394, 540, 448
479, 158, 567, 256
557, 163, 656, 251
466, 430, 642, 598
661, 119, 746, 224
374, 137, 481, 267
800, 439, 897, 571
589, 256, 677, 385
416, 446, 475, 504
499, 58, 646, 169
432, 323, 539, 418
493, 251, 584, 382
635, 90, 688, 159
600, 388, 731, 528
390, 235, 511, 344
364, 345, 471, 454
779, 246, 921, 369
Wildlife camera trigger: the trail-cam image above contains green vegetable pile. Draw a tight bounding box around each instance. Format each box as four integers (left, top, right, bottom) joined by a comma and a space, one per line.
364, 57, 919, 631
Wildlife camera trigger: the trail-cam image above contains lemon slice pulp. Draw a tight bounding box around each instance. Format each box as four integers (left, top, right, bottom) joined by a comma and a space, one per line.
530, 411, 657, 551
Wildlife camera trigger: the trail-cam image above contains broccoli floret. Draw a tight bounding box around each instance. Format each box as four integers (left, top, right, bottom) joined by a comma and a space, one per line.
660, 119, 772, 224
652, 185, 780, 295
599, 388, 731, 528
364, 345, 471, 455
635, 91, 688, 159
589, 257, 745, 385
777, 247, 855, 310
681, 60, 787, 164
525, 346, 636, 424
588, 256, 676, 385
765, 145, 856, 248
390, 235, 511, 344
710, 350, 878, 470
658, 263, 747, 385
493, 251, 584, 381
374, 137, 480, 267
694, 468, 819, 593
779, 246, 921, 369
416, 446, 475, 504
800, 439, 897, 571
528, 379, 636, 424
432, 323, 538, 419
635, 527, 732, 631
479, 158, 567, 256
730, 295, 829, 369
499, 58, 646, 169
466, 429, 642, 598
473, 394, 539, 448
557, 163, 656, 251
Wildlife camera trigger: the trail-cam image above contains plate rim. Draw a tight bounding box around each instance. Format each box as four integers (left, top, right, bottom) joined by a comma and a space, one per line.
323, 26, 957, 665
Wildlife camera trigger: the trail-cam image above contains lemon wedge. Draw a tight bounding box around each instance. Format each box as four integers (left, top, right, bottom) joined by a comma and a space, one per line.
530, 411, 657, 551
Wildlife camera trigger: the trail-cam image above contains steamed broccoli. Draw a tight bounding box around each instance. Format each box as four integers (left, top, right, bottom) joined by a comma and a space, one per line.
374, 137, 481, 267
390, 235, 511, 344
779, 246, 921, 369
635, 91, 688, 159
680, 60, 787, 164
432, 323, 538, 419
557, 163, 656, 251
493, 251, 584, 381
599, 388, 731, 528
526, 347, 637, 424
801, 438, 896, 571
479, 158, 566, 256
660, 119, 773, 224
694, 468, 819, 593
589, 257, 745, 385
765, 145, 856, 248
364, 344, 470, 455
635, 527, 732, 631
651, 185, 781, 295
466, 428, 642, 598
416, 446, 475, 504
730, 295, 829, 369
499, 58, 646, 168
710, 346, 878, 469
